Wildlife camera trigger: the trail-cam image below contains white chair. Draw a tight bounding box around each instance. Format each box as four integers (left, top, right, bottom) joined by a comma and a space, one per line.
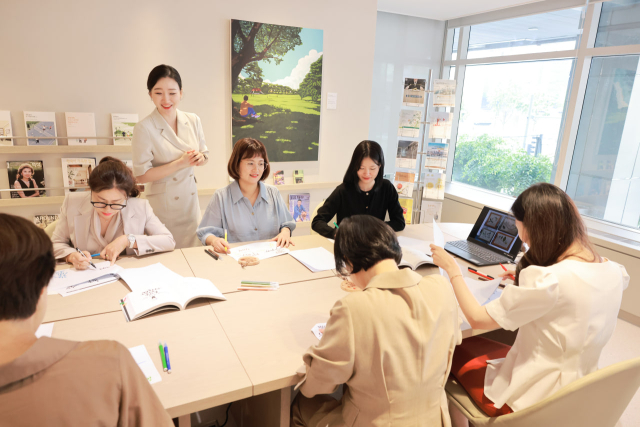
446, 356, 640, 427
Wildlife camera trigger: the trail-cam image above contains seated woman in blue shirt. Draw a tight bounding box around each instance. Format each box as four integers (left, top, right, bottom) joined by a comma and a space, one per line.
197, 138, 295, 252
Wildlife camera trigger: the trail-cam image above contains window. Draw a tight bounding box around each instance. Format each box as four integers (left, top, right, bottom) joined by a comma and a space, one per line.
467, 8, 583, 59
595, 0, 640, 47
452, 28, 460, 60
566, 55, 640, 229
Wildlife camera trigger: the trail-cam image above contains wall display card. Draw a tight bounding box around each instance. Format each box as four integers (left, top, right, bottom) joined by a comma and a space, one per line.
7, 160, 45, 198
395, 140, 418, 169
273, 170, 285, 185
0, 110, 13, 146
394, 180, 414, 198
294, 169, 304, 184
420, 201, 443, 224
423, 171, 445, 200
61, 158, 96, 193
395, 171, 415, 183
403, 77, 426, 106
398, 109, 422, 138
399, 198, 413, 225
111, 113, 138, 145
65, 112, 97, 145
425, 142, 448, 169
34, 214, 59, 230
428, 111, 453, 140
433, 79, 456, 107
24, 111, 57, 145
289, 193, 310, 222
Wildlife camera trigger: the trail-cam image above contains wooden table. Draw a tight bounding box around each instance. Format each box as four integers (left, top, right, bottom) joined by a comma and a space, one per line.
51, 304, 253, 423
181, 235, 337, 294
45, 250, 194, 323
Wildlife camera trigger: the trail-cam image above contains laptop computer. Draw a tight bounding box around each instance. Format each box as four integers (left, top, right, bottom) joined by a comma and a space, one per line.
444, 206, 523, 267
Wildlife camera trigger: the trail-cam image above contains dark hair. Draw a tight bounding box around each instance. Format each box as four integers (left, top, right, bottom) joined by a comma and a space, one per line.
343, 140, 385, 190
334, 215, 402, 276
89, 156, 140, 198
147, 64, 182, 91
228, 138, 271, 181
243, 95, 249, 101
0, 214, 55, 320
511, 183, 599, 286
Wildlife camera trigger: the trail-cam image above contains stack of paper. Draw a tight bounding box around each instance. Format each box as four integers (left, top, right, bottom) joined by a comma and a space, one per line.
128, 345, 162, 384
229, 242, 290, 261
289, 247, 336, 273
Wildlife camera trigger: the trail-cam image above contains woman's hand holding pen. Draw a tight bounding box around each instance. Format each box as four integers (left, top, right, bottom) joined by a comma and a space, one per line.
66, 251, 91, 270
205, 235, 230, 254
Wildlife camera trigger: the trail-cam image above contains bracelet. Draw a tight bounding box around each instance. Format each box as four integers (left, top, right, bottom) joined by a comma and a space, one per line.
449, 274, 463, 282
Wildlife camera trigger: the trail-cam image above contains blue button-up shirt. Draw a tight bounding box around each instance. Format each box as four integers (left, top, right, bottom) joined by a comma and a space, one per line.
197, 180, 295, 244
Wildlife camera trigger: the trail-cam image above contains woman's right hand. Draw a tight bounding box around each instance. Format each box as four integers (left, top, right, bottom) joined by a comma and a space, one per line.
66, 251, 91, 270
177, 150, 200, 169
498, 268, 516, 280
206, 235, 230, 254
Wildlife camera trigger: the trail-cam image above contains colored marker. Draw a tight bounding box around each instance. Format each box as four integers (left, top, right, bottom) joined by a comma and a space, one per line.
205, 248, 219, 260
224, 229, 228, 253
467, 267, 494, 281
499, 263, 516, 280
91, 253, 101, 258
333, 221, 339, 229
163, 342, 172, 374
241, 280, 278, 286
159, 341, 167, 372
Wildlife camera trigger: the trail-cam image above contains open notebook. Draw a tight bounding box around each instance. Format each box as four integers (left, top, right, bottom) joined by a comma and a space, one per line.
399, 247, 436, 270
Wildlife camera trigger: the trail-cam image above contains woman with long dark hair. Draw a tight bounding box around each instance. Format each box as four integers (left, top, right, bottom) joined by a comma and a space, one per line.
52, 157, 175, 269
430, 183, 629, 424
311, 140, 405, 238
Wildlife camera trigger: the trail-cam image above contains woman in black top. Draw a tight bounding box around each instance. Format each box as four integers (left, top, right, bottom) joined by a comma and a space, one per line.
312, 140, 405, 238
13, 163, 40, 198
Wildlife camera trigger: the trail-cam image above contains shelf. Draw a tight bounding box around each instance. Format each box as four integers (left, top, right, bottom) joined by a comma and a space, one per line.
0, 196, 65, 207
0, 145, 132, 154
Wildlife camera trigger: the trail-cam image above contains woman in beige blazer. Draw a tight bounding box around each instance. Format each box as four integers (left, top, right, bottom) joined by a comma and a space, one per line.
52, 157, 175, 269
292, 215, 461, 427
133, 65, 209, 249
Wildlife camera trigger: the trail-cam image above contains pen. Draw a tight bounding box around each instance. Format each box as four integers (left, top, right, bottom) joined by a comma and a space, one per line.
333, 221, 339, 229
499, 263, 516, 280
159, 341, 167, 372
467, 267, 494, 281
163, 342, 172, 374
205, 248, 219, 260
75, 247, 96, 269
224, 229, 228, 253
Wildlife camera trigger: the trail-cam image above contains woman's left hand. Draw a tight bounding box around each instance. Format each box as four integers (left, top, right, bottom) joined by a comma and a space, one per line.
100, 235, 129, 265
272, 227, 295, 248
429, 244, 462, 277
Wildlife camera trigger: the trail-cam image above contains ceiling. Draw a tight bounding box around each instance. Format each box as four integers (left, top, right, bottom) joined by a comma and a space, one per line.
377, 0, 549, 21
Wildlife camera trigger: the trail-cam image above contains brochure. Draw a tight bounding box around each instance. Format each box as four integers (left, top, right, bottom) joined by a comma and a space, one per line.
289, 193, 310, 222
396, 140, 418, 169
111, 113, 138, 145
7, 160, 45, 198
24, 111, 57, 145
398, 109, 422, 138
428, 111, 453, 140
65, 112, 97, 145
425, 142, 448, 169
61, 158, 96, 193
0, 110, 13, 146
433, 79, 456, 107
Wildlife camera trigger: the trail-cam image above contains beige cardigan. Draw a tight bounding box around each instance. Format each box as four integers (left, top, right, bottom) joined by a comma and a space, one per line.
297, 269, 462, 427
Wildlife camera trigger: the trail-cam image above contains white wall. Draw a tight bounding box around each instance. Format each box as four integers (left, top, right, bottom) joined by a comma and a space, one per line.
368, 12, 445, 173
0, 0, 378, 229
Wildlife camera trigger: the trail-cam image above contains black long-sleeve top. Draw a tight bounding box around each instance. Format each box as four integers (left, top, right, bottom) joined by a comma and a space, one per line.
312, 179, 406, 238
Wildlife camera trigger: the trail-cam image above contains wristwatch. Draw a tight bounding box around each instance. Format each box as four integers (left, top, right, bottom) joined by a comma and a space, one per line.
127, 234, 136, 248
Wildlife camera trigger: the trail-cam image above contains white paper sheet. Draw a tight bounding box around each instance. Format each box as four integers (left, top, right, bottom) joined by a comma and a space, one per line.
128, 345, 162, 384
397, 236, 433, 255
432, 219, 447, 277
48, 262, 123, 295
35, 323, 54, 338
465, 277, 502, 306
290, 248, 335, 272
118, 263, 184, 292
311, 323, 326, 340
59, 274, 119, 297
228, 242, 290, 261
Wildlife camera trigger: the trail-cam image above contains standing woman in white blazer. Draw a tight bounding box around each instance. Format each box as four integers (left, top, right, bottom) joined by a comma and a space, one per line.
133, 65, 209, 248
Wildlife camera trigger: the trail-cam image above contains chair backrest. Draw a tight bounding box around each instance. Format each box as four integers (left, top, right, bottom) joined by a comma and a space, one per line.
477, 357, 640, 427
309, 200, 336, 236
44, 219, 58, 239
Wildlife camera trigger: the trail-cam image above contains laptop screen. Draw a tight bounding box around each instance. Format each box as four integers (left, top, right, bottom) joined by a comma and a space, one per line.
469, 207, 521, 257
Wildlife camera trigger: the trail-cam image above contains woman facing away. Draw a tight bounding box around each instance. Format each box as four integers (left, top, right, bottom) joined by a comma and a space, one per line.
429, 183, 629, 424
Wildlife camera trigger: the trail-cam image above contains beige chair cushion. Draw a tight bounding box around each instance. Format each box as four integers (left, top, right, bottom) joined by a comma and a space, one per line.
310, 200, 336, 236
44, 219, 58, 239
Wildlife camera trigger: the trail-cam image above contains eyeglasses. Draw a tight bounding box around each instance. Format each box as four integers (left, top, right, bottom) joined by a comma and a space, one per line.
91, 201, 127, 210
244, 161, 268, 170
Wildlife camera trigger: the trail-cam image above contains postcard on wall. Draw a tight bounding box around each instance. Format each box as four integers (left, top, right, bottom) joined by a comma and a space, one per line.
428, 111, 453, 140
396, 140, 418, 169
111, 113, 138, 145
24, 111, 57, 146
273, 170, 285, 185
425, 142, 448, 169
420, 201, 443, 224
7, 160, 45, 198
398, 109, 422, 138
0, 111, 13, 146
294, 170, 304, 184
231, 20, 323, 163
399, 198, 413, 225
395, 171, 415, 183
65, 112, 97, 145
433, 79, 456, 107
61, 158, 96, 193
423, 171, 445, 200
34, 214, 59, 229
394, 180, 415, 198
403, 77, 426, 106
289, 193, 311, 222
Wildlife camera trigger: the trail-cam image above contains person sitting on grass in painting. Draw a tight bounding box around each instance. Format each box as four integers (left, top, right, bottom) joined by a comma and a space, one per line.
293, 199, 307, 222
239, 96, 260, 118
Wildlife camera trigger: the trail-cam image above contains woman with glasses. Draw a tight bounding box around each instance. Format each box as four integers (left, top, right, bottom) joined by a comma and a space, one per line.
52, 157, 175, 269
197, 138, 295, 252
311, 140, 405, 238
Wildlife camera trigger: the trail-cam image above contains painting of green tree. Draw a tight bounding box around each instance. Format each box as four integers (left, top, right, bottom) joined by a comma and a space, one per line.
231, 20, 323, 162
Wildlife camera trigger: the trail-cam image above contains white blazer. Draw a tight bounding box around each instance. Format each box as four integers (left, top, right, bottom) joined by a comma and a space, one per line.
132, 109, 209, 249
52, 192, 176, 260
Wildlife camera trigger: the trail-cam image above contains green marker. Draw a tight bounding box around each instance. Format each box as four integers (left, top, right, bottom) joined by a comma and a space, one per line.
241, 281, 278, 286
159, 341, 167, 372
333, 221, 339, 229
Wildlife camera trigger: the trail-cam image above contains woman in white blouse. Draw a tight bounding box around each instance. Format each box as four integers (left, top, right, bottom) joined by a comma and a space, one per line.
52, 157, 175, 269
132, 65, 209, 249
431, 183, 629, 424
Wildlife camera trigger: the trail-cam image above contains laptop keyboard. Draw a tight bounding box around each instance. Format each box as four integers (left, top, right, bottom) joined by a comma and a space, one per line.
448, 240, 509, 263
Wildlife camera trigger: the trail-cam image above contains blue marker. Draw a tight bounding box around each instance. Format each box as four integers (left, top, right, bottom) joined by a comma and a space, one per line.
163, 342, 172, 373
91, 253, 101, 258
